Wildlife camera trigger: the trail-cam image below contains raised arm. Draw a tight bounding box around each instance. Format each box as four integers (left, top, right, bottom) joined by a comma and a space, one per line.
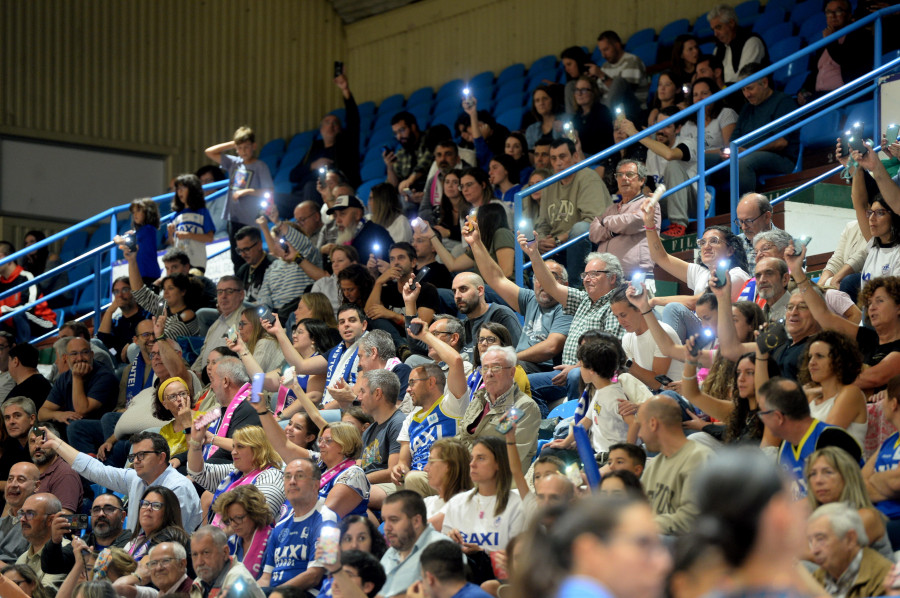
261, 314, 328, 376
204, 140, 234, 164
253, 399, 311, 463
424, 221, 474, 272
784, 243, 858, 338
465, 221, 521, 310
407, 315, 468, 406
518, 232, 570, 306
854, 138, 900, 216
710, 273, 755, 362
679, 349, 735, 422
640, 198, 690, 282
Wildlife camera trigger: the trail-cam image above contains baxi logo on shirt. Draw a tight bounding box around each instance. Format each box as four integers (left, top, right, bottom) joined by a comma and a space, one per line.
459, 531, 500, 547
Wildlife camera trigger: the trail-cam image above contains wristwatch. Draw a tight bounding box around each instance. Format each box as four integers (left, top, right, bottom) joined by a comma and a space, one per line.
623, 358, 633, 371
554, 236, 561, 247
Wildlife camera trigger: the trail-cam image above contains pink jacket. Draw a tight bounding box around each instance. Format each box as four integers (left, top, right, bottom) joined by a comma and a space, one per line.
589, 195, 661, 277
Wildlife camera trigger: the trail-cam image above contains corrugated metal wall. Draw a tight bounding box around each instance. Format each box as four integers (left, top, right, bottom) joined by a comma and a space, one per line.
345, 0, 724, 103
0, 0, 346, 186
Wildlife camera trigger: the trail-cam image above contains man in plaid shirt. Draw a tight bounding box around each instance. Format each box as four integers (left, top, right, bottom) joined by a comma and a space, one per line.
383, 111, 433, 193
520, 233, 625, 409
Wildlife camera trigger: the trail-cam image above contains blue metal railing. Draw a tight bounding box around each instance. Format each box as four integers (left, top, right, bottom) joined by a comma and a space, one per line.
0, 180, 228, 339
514, 4, 900, 286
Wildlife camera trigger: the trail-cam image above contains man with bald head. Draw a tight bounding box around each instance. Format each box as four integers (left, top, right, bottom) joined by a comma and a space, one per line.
535, 473, 576, 511
451, 272, 522, 357
735, 193, 778, 268
293, 200, 329, 252
637, 396, 712, 535
0, 461, 39, 563
17, 492, 67, 590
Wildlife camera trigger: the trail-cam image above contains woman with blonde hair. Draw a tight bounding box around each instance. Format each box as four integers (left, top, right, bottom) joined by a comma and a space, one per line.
368, 183, 412, 243
237, 306, 284, 373
212, 484, 273, 579
187, 425, 285, 525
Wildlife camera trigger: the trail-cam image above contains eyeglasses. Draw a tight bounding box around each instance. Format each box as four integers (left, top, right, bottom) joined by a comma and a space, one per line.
824, 8, 847, 16
758, 408, 779, 417
461, 182, 479, 189
221, 514, 248, 525
164, 390, 190, 402
128, 450, 162, 463
483, 365, 512, 374
432, 330, 453, 337
574, 88, 593, 94
408, 377, 430, 383
283, 472, 313, 481
216, 288, 242, 296
0, 344, 10, 351
139, 500, 165, 511
16, 509, 39, 521
614, 171, 640, 179
146, 557, 177, 569
477, 336, 499, 345
137, 331, 155, 340
90, 505, 124, 516
696, 237, 724, 248
148, 352, 161, 360
581, 270, 609, 280
867, 209, 889, 218
67, 350, 93, 358
755, 243, 776, 254
733, 214, 765, 227
237, 321, 249, 328
235, 241, 260, 255
111, 288, 132, 296
296, 213, 317, 224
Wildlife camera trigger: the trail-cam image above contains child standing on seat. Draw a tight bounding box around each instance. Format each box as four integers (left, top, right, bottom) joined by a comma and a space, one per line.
129, 198, 161, 287
166, 174, 215, 272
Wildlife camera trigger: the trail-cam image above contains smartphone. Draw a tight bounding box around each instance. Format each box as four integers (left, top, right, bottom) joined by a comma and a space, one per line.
122, 234, 137, 252
841, 124, 867, 156
563, 121, 577, 142
225, 327, 238, 344
462, 87, 474, 109
258, 306, 276, 326
279, 237, 289, 252
495, 406, 523, 434
194, 407, 222, 431
410, 265, 431, 291
615, 106, 625, 120
411, 217, 425, 233
465, 208, 478, 232
631, 272, 646, 295
382, 144, 393, 155
712, 260, 729, 288
280, 366, 296, 387
757, 321, 788, 353
888, 124, 900, 144
33, 426, 46, 442
62, 514, 90, 531
688, 328, 715, 357
258, 198, 269, 218
333, 60, 344, 78
318, 526, 341, 565
251, 372, 265, 404
792, 235, 812, 255
654, 374, 673, 386
408, 322, 423, 335
318, 167, 328, 186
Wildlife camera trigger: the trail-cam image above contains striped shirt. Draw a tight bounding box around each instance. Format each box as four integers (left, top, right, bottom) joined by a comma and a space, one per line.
133, 285, 201, 338
188, 463, 285, 523
256, 258, 311, 312
561, 287, 625, 365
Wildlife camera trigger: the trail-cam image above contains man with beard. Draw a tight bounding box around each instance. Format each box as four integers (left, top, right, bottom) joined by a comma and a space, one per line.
409, 231, 453, 291
96, 276, 151, 364
16, 492, 67, 590
377, 490, 446, 598
390, 364, 457, 498
326, 195, 394, 264
465, 224, 571, 379
0, 462, 38, 563
365, 243, 438, 343
259, 459, 334, 591
191, 525, 263, 598
384, 112, 432, 193
40, 492, 130, 575
29, 423, 81, 513
1, 396, 37, 485
753, 257, 791, 322
450, 273, 521, 358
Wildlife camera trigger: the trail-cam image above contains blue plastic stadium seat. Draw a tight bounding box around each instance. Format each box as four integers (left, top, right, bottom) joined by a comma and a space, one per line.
591, 47, 604, 67
800, 112, 841, 149
435, 79, 465, 102
495, 108, 525, 133
286, 130, 316, 154
497, 63, 525, 86
526, 71, 558, 96
494, 78, 526, 100
356, 179, 380, 206
433, 97, 462, 120
769, 37, 802, 64
529, 54, 558, 74
360, 160, 386, 182
790, 0, 821, 26
699, 42, 716, 55
625, 27, 656, 50
363, 145, 386, 166
408, 105, 431, 129
799, 14, 828, 43
760, 2, 786, 21
649, 73, 660, 97
753, 8, 787, 35
406, 86, 434, 110
659, 19, 690, 46
692, 13, 714, 40
782, 71, 808, 96
259, 138, 285, 158
376, 93, 405, 118
430, 110, 460, 131
760, 22, 795, 50
259, 154, 280, 175
735, 0, 761, 25
366, 128, 396, 154
774, 55, 808, 87
494, 93, 526, 116
884, 49, 900, 64
629, 42, 659, 68
768, 0, 796, 11
843, 100, 875, 133
469, 70, 495, 91
547, 400, 579, 420
59, 230, 89, 262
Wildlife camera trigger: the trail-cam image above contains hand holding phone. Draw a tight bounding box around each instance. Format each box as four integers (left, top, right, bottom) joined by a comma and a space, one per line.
410, 265, 431, 291
712, 260, 729, 288
495, 407, 523, 434
792, 235, 812, 255
333, 61, 344, 78
251, 372, 265, 404
258, 306, 276, 326
631, 272, 646, 295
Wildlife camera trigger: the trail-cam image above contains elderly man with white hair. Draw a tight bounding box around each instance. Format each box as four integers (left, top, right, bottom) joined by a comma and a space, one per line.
734, 193, 778, 269
808, 502, 893, 598
457, 345, 540, 469
114, 542, 193, 598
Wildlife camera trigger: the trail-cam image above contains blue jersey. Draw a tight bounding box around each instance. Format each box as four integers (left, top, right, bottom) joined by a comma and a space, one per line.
778, 419, 861, 500
263, 506, 337, 587
873, 432, 900, 519
407, 396, 458, 471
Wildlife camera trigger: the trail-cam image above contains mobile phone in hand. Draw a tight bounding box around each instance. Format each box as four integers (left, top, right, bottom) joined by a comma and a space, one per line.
333, 61, 344, 78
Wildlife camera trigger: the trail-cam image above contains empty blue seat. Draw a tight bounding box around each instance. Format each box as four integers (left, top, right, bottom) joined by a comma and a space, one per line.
376, 93, 405, 117
699, 41, 716, 55
495, 107, 525, 132
769, 37, 802, 64
883, 49, 900, 64
692, 13, 714, 39
358, 101, 377, 119
494, 92, 526, 116
547, 400, 578, 420
844, 100, 875, 132
363, 145, 386, 165
406, 86, 434, 109
625, 27, 656, 50
433, 97, 462, 120
408, 105, 431, 129
753, 7, 787, 34
782, 71, 808, 95
659, 19, 690, 46
494, 78, 526, 100
768, 0, 795, 11
799, 14, 828, 42
59, 230, 89, 261
360, 160, 386, 182
259, 154, 280, 175
790, 0, 820, 25
469, 70, 495, 91
529, 54, 558, 73
430, 110, 461, 131
526, 70, 558, 95
286, 130, 316, 153
735, 0, 760, 25
760, 22, 794, 50
435, 79, 465, 102
497, 63, 525, 86
272, 149, 306, 193
774, 55, 808, 87
258, 138, 285, 158
629, 42, 659, 68
366, 128, 396, 153
800, 111, 840, 148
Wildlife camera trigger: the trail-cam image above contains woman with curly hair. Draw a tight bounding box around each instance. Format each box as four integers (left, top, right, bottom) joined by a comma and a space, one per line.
797, 330, 867, 447
212, 484, 273, 579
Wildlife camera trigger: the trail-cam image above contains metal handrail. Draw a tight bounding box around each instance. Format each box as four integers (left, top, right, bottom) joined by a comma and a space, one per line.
513, 4, 900, 286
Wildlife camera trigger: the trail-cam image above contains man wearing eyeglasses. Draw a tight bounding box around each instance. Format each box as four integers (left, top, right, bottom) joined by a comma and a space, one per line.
118, 542, 193, 598
15, 492, 67, 590
37, 337, 119, 436
734, 193, 777, 269
190, 276, 246, 378
39, 427, 202, 533
234, 227, 274, 304
40, 493, 130, 575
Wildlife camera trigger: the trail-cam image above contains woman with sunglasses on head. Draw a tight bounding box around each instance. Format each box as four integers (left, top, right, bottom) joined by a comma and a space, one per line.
122, 486, 190, 564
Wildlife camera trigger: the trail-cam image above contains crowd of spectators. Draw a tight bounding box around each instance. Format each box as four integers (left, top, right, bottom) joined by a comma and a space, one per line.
4, 1, 900, 597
